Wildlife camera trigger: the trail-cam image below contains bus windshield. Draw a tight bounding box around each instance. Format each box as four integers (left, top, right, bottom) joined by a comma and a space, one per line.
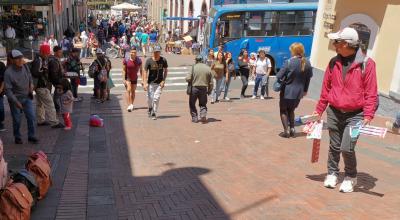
215, 12, 244, 46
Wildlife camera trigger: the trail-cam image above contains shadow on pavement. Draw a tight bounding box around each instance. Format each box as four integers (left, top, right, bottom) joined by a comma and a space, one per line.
87, 94, 231, 219
157, 115, 181, 120
206, 118, 222, 123
306, 172, 384, 197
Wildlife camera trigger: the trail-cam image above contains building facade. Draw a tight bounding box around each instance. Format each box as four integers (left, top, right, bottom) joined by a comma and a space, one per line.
310, 0, 400, 116
0, 0, 86, 51
148, 0, 212, 37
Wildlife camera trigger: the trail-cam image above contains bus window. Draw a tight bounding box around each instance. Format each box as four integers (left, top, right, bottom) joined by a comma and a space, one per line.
245, 11, 278, 37
215, 12, 244, 45
278, 11, 315, 36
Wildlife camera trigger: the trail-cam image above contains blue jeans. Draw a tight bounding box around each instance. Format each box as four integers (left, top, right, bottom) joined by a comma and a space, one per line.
0, 96, 4, 129
80, 48, 88, 58
211, 78, 224, 101
253, 74, 269, 97
9, 98, 36, 139
223, 75, 232, 99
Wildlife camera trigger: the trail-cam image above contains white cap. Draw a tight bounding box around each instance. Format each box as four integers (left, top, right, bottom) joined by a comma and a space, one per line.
328, 27, 359, 45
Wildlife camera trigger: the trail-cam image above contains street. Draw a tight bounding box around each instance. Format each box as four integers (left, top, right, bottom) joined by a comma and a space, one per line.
2, 53, 400, 220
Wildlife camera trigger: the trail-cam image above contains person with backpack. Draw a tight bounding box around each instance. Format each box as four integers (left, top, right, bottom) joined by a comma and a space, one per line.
143, 45, 168, 120
123, 47, 143, 112
31, 44, 64, 129
252, 50, 272, 99
92, 49, 111, 103
313, 27, 378, 193
276, 43, 313, 138
48, 46, 65, 113
4, 50, 39, 144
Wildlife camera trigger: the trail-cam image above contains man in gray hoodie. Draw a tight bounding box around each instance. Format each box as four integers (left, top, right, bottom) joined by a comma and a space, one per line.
4, 50, 39, 144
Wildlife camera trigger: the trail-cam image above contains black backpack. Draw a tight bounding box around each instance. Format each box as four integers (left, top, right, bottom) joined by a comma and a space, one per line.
10, 169, 39, 209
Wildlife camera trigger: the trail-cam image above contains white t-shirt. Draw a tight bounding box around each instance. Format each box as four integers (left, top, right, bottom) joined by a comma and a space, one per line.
255, 58, 272, 75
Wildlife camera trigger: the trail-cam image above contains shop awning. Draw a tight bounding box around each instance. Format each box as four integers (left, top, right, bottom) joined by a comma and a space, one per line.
163, 17, 200, 21
0, 0, 51, 5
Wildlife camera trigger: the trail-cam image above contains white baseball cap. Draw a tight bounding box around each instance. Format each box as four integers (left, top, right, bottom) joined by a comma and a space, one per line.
328, 27, 359, 45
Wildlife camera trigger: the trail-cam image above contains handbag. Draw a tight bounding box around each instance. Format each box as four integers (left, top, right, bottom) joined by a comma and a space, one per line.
186, 65, 194, 95
273, 58, 292, 92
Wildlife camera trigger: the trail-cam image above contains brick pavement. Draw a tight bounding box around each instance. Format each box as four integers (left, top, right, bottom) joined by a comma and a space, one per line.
1, 83, 400, 219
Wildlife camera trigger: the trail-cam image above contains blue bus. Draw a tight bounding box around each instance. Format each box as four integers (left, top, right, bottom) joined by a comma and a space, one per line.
202, 2, 318, 73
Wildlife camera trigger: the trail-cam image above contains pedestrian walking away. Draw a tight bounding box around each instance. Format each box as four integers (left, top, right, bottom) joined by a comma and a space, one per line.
276, 43, 313, 138
31, 44, 64, 129
143, 45, 168, 120
123, 48, 143, 112
186, 55, 214, 123
211, 51, 228, 104
313, 27, 378, 193
4, 50, 39, 144
252, 50, 272, 99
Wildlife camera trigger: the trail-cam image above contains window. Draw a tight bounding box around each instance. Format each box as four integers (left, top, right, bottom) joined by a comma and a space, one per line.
264, 11, 279, 36
215, 12, 244, 45
278, 10, 315, 36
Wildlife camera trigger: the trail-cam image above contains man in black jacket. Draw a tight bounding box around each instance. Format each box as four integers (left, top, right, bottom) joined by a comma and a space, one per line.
48, 46, 64, 113
31, 44, 64, 128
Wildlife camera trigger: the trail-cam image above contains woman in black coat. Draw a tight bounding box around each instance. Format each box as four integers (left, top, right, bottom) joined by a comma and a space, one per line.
276, 43, 313, 138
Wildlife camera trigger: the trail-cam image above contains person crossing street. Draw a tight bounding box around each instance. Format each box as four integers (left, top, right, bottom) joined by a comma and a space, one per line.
143, 45, 168, 120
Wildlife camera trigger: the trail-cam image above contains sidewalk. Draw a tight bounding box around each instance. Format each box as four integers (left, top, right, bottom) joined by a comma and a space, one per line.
1, 88, 399, 219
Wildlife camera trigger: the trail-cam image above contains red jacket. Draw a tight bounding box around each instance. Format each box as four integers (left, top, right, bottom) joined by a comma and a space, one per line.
315, 51, 378, 120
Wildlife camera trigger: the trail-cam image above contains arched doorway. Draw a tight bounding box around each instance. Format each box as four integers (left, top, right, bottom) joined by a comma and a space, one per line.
340, 13, 379, 55
180, 0, 184, 33
169, 0, 173, 31
349, 23, 371, 53
188, 0, 194, 32
174, 0, 178, 30
200, 1, 208, 32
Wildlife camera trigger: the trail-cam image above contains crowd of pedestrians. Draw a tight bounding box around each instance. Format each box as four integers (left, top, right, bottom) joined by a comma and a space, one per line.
0, 24, 397, 195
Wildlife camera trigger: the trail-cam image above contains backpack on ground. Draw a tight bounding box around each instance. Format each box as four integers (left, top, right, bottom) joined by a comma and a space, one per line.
11, 169, 39, 208
0, 182, 33, 220
25, 151, 52, 200
0, 138, 8, 189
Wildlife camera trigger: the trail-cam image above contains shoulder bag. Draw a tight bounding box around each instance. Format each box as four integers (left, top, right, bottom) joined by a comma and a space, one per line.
273, 58, 293, 92
186, 65, 194, 95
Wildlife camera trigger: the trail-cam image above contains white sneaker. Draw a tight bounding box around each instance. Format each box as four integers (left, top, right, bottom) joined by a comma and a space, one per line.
339, 177, 357, 193
224, 97, 230, 101
251, 95, 257, 99
260, 96, 265, 100
323, 174, 338, 188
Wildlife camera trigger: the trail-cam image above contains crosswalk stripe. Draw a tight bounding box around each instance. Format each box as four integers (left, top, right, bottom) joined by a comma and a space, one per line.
79, 82, 188, 88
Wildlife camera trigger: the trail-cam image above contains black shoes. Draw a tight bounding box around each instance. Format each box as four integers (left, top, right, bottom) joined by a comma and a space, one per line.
28, 137, 39, 144
51, 123, 65, 129
290, 128, 296, 137
15, 138, 23, 144
15, 137, 39, 144
38, 122, 51, 126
